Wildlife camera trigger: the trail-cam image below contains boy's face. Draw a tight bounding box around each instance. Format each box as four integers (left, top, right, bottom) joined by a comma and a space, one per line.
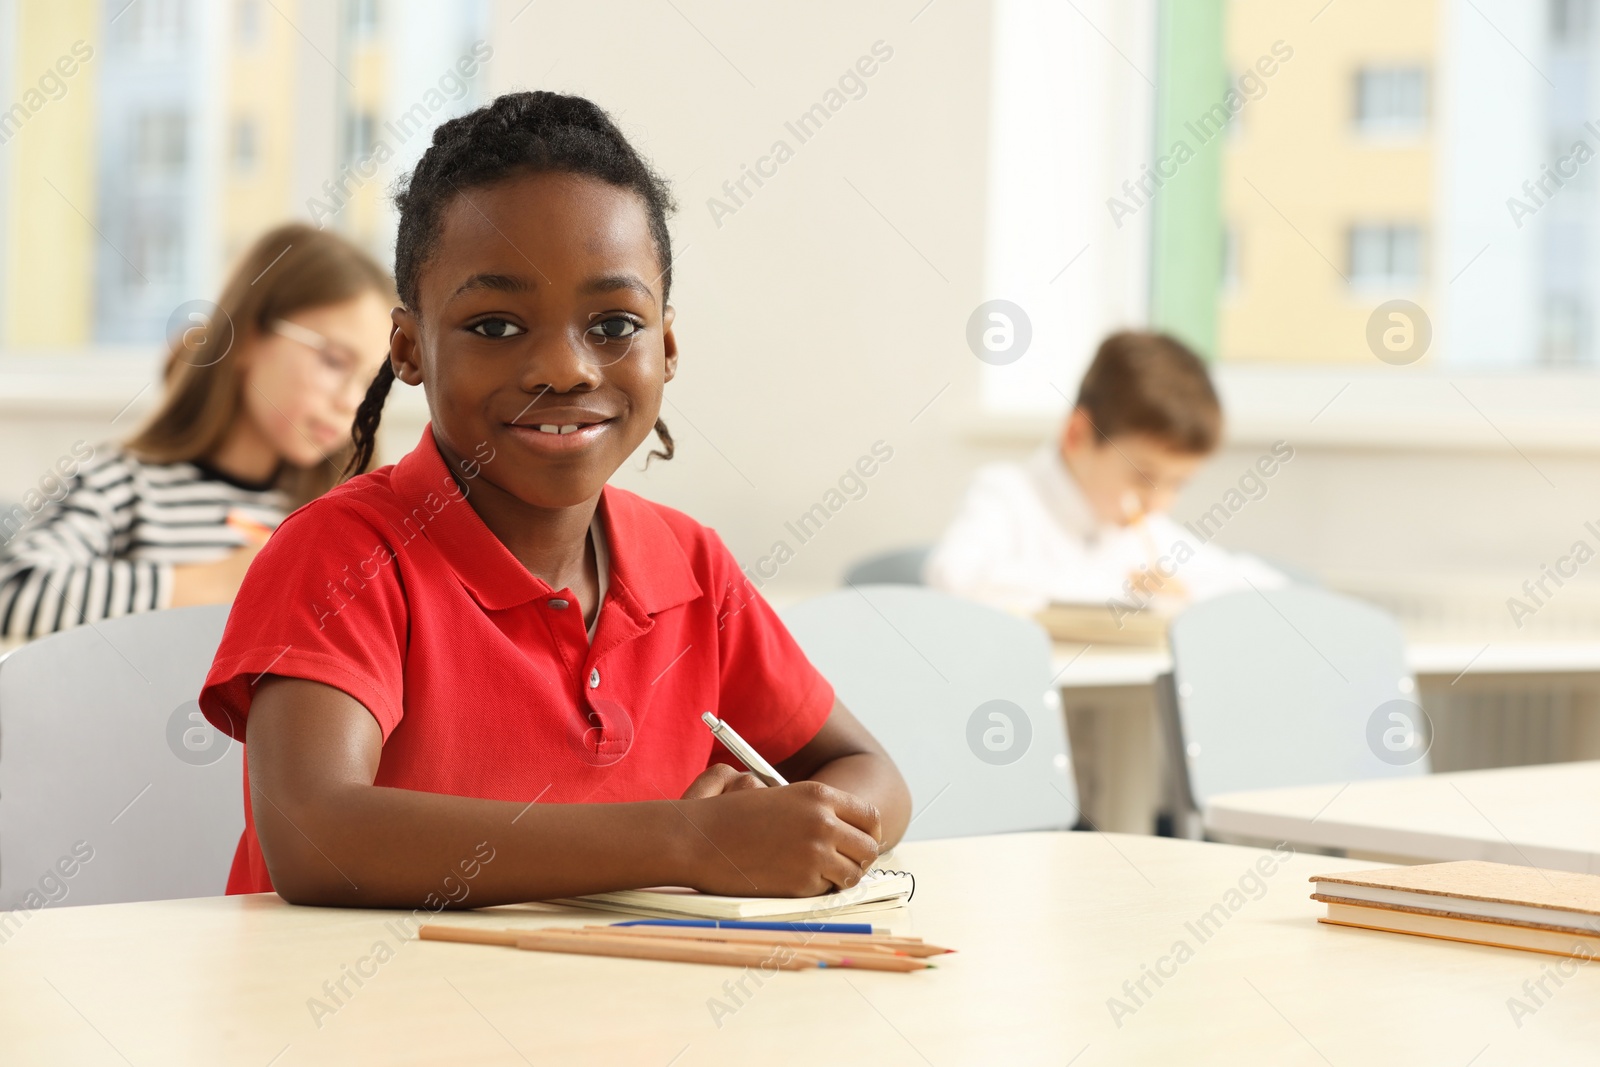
391, 171, 676, 509
1059, 409, 1207, 526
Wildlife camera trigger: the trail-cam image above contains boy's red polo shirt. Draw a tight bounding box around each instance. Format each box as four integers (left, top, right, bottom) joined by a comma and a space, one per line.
200, 426, 834, 895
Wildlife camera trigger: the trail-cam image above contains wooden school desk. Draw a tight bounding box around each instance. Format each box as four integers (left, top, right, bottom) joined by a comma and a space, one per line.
1052, 639, 1600, 835
2, 832, 1595, 1064
1206, 760, 1600, 872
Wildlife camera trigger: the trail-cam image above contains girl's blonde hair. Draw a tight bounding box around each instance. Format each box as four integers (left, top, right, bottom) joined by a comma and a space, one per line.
126, 223, 395, 507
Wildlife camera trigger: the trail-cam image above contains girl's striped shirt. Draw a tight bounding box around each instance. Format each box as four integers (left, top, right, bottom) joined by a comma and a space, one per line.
0, 444, 287, 640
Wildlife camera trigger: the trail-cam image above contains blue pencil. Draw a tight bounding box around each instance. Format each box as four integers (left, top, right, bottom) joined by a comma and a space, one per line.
610, 919, 880, 935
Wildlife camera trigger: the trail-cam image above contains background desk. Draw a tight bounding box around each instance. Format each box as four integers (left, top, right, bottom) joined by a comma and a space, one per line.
2, 832, 1595, 1064
1052, 639, 1600, 834
1206, 761, 1600, 871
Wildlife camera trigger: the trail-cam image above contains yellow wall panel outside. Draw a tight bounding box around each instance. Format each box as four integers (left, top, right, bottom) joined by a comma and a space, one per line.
1221, 0, 1435, 364
3, 0, 100, 348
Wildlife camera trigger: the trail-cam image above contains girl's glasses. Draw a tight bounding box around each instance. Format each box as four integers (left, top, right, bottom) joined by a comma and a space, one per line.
271, 319, 378, 395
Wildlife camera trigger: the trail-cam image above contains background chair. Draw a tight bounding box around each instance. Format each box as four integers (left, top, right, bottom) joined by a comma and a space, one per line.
1156, 586, 1429, 839
781, 584, 1074, 840
0, 604, 241, 908
840, 545, 932, 587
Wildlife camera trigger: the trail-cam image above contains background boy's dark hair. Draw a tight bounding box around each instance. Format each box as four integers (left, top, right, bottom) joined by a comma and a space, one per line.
347, 91, 679, 478
1074, 331, 1222, 453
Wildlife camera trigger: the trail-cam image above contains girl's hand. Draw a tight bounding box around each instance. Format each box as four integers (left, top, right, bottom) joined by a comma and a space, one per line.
679, 764, 766, 799
680, 780, 881, 898
171, 525, 271, 607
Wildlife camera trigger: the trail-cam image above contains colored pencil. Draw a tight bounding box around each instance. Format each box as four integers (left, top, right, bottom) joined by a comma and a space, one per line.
419, 924, 942, 971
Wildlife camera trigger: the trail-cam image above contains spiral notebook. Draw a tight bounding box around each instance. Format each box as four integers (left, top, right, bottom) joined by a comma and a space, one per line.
549, 868, 915, 921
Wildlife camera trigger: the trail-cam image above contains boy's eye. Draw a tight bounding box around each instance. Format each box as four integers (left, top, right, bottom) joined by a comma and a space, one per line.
471, 318, 525, 338
587, 316, 642, 343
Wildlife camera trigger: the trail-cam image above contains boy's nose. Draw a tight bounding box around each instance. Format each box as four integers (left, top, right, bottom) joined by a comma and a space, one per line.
521, 330, 605, 392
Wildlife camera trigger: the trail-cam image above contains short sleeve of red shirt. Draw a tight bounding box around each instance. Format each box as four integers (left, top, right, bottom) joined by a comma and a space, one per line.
201, 488, 409, 741
699, 529, 834, 767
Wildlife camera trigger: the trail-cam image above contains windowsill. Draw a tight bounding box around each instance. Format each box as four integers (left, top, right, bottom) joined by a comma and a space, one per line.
968, 364, 1600, 452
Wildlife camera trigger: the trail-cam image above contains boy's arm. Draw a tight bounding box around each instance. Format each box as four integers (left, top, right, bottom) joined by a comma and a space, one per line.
246, 676, 883, 908
927, 466, 1127, 611
773, 699, 911, 850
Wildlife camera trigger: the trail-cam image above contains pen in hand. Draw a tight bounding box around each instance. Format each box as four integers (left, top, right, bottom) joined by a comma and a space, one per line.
701, 711, 788, 787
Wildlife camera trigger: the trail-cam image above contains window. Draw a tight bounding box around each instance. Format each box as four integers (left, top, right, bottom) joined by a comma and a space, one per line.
231, 117, 258, 173
342, 111, 377, 165
236, 0, 262, 47
348, 0, 380, 40
1349, 225, 1423, 290
1221, 227, 1239, 294
1355, 67, 1428, 133
132, 110, 188, 178
115, 0, 186, 51
1543, 294, 1589, 364
127, 224, 183, 289
1553, 0, 1594, 44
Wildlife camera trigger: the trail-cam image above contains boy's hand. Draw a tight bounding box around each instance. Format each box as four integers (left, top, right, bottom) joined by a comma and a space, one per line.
1128, 567, 1189, 601
681, 780, 881, 898
680, 764, 766, 799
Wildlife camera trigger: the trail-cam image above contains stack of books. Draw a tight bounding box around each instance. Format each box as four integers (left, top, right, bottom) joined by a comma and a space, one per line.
1035, 601, 1171, 646
1311, 860, 1600, 958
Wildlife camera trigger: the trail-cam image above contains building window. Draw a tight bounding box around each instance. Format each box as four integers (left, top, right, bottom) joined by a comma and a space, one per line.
115, 0, 186, 51
1349, 224, 1424, 289
1543, 294, 1590, 364
127, 223, 183, 289
1552, 0, 1594, 44
348, 0, 380, 40
1222, 226, 1239, 293
231, 117, 258, 173
342, 111, 377, 165
236, 0, 262, 47
1355, 67, 1428, 133
132, 110, 188, 178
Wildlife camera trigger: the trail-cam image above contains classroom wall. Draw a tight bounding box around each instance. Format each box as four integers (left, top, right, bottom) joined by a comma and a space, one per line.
461, 0, 999, 597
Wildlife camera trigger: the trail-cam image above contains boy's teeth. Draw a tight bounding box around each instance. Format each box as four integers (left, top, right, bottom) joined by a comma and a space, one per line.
533, 424, 586, 435
560, 424, 578, 434
537, 424, 559, 434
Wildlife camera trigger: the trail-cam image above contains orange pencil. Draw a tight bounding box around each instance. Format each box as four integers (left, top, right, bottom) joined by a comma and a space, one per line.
226, 511, 274, 542
419, 924, 939, 971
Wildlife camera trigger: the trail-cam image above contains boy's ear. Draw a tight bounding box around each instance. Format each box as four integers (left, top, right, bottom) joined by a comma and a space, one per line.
390, 306, 424, 387
661, 304, 678, 384
1062, 408, 1094, 451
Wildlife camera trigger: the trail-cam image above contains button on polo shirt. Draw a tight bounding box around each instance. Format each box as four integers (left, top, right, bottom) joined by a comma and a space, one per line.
201, 425, 835, 896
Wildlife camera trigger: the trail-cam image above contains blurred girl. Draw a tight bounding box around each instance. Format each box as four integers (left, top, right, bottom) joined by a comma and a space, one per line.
0, 223, 394, 639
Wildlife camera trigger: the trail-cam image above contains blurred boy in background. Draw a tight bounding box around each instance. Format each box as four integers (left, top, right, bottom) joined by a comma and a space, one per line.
925, 331, 1285, 617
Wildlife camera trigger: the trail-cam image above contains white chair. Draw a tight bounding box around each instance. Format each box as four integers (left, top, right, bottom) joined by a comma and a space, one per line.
0, 605, 241, 907
841, 545, 931, 587
1156, 586, 1430, 839
780, 585, 1075, 840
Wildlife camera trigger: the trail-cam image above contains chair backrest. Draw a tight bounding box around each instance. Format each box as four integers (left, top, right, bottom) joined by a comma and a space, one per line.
1163, 586, 1428, 817
0, 605, 240, 908
841, 546, 932, 587
780, 585, 1074, 840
